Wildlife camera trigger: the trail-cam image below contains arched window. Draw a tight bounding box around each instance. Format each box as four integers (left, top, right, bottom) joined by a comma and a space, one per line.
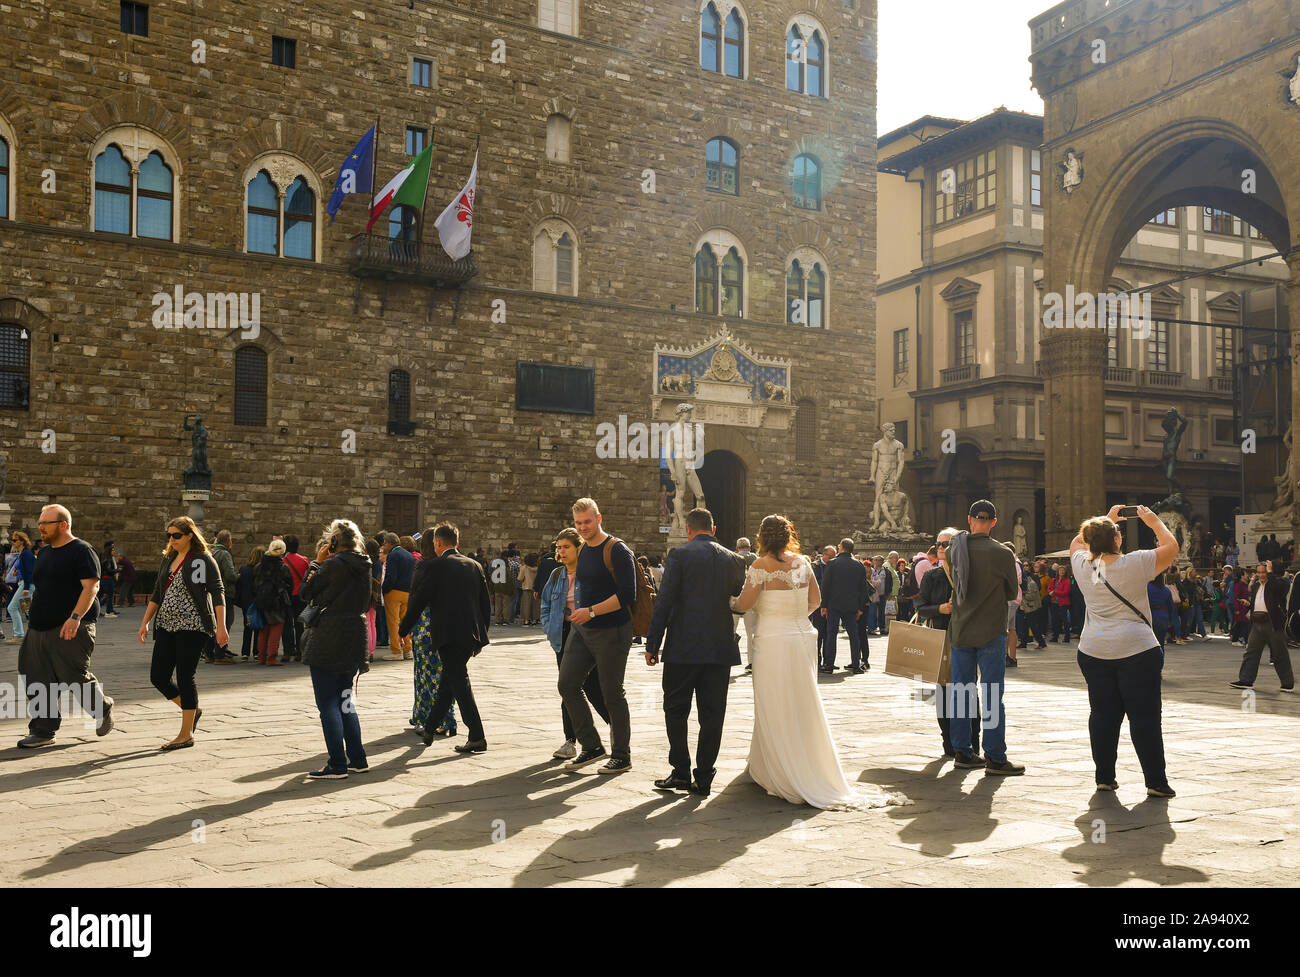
701, 3, 721, 71
388, 368, 413, 435
283, 177, 315, 259
724, 9, 744, 77
706, 138, 738, 194
786, 21, 827, 96
806, 30, 825, 97
695, 232, 746, 317
721, 247, 743, 317
242, 156, 322, 260
533, 218, 579, 295
792, 154, 821, 210
89, 126, 182, 240
94, 145, 132, 235
786, 27, 804, 92
0, 323, 31, 410
234, 346, 268, 427
546, 114, 571, 163
795, 399, 816, 461
389, 204, 418, 242
246, 171, 279, 254
0, 133, 10, 220
135, 151, 173, 240
787, 252, 829, 328
695, 244, 718, 314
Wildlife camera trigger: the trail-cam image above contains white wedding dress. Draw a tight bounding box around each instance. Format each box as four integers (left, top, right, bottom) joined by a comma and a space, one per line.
734, 556, 909, 811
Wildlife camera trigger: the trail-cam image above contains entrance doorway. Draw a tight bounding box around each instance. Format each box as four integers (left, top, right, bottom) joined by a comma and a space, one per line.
697, 450, 747, 549
382, 493, 420, 534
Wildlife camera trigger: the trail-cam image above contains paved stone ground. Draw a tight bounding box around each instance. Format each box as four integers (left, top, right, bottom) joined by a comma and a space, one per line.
1, 607, 1297, 888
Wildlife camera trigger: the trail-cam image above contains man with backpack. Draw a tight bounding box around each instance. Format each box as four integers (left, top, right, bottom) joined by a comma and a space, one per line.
558, 497, 639, 775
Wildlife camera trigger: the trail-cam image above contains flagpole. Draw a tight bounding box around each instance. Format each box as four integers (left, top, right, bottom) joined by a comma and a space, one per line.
368, 115, 380, 240
418, 124, 436, 256
471, 133, 480, 257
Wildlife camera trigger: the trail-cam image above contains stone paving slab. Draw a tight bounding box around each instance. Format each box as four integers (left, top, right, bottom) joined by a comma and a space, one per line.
1, 607, 1297, 887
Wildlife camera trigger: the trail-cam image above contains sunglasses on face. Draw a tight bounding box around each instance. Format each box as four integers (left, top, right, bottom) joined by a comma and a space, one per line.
167, 531, 188, 540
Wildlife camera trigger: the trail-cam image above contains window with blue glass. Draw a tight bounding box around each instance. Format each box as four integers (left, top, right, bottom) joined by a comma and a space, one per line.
246, 171, 279, 255
786, 25, 825, 96
706, 138, 739, 194
283, 177, 315, 259
135, 151, 172, 240
700, 3, 744, 77
792, 154, 820, 210
94, 145, 132, 235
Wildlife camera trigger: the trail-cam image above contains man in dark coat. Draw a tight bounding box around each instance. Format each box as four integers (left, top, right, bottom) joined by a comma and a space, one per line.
810, 545, 835, 659
819, 538, 868, 674
645, 508, 746, 796
400, 522, 494, 751
1231, 562, 1295, 692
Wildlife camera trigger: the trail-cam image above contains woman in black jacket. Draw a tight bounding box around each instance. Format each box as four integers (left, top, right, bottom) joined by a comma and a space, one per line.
252, 541, 294, 665
299, 518, 373, 779
236, 546, 264, 661
137, 517, 227, 750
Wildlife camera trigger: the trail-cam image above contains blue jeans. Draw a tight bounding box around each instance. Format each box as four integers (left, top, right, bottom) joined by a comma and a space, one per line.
947, 635, 1008, 762
8, 587, 28, 637
823, 609, 861, 669
1189, 603, 1205, 637
310, 666, 366, 771
865, 602, 878, 633
99, 577, 115, 614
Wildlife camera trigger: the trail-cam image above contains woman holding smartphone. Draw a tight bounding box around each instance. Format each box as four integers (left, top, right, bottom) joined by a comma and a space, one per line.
1069, 505, 1179, 797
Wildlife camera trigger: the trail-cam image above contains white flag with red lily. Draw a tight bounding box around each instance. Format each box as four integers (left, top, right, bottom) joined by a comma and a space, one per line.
434, 153, 477, 260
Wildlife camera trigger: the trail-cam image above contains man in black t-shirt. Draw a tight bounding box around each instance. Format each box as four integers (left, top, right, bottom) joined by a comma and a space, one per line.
16, 504, 115, 748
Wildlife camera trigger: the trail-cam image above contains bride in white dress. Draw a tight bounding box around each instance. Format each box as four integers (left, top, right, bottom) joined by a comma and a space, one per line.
731, 515, 909, 811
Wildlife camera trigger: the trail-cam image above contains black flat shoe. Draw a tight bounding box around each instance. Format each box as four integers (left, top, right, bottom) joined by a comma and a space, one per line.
653, 773, 693, 791
687, 780, 712, 797
453, 740, 487, 754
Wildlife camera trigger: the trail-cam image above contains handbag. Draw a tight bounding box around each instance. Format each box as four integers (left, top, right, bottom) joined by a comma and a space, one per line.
247, 604, 264, 630
298, 603, 323, 629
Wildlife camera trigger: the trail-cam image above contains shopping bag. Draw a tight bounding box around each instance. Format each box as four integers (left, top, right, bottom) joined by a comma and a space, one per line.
884, 599, 897, 616
884, 615, 951, 684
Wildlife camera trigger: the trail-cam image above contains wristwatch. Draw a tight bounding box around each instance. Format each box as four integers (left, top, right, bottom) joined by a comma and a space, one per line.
588, 606, 598, 617
70, 612, 81, 621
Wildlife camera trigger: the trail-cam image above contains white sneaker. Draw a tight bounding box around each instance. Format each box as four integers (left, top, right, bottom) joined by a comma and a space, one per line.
553, 741, 577, 760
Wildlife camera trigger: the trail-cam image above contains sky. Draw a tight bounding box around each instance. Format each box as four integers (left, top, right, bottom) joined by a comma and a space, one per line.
876, 0, 1051, 136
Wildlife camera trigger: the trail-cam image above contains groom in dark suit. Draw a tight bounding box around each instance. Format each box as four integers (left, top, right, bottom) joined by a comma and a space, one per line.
819, 538, 868, 674
645, 508, 746, 797
398, 521, 493, 752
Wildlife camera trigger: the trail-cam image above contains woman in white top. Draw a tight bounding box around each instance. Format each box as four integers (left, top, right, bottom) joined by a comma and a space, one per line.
1069, 505, 1179, 797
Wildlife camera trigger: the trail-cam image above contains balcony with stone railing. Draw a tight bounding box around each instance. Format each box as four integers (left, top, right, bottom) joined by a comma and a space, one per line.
940, 363, 981, 385
1030, 0, 1140, 55
347, 234, 479, 287
1104, 366, 1136, 385
1141, 369, 1184, 389
1208, 375, 1234, 395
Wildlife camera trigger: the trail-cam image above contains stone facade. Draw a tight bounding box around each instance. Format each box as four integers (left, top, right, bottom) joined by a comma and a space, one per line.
0, 0, 878, 560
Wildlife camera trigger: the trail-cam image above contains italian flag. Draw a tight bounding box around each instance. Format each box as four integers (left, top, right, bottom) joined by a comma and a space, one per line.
366, 145, 433, 233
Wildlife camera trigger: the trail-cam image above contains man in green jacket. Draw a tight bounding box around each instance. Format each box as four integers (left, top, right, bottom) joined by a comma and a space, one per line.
947, 500, 1024, 776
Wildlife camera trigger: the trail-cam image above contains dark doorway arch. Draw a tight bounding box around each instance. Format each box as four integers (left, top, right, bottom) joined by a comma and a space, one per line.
947, 443, 990, 526
698, 449, 747, 548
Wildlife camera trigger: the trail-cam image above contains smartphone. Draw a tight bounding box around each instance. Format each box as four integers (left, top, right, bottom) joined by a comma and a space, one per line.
1117, 506, 1140, 519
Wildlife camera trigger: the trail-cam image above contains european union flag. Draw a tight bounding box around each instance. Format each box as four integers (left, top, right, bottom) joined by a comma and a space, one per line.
327, 126, 375, 224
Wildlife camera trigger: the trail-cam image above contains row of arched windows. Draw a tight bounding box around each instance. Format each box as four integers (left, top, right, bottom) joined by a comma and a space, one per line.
530, 219, 830, 327
700, 3, 828, 98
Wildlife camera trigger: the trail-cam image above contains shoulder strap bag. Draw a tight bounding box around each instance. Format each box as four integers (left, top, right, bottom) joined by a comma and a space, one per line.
1090, 557, 1152, 630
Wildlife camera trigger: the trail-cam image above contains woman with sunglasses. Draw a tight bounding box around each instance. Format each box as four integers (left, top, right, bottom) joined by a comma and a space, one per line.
138, 517, 228, 750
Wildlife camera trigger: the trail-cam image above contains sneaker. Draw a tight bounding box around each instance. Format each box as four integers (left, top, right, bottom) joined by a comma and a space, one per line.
953, 752, 984, 769
105, 612, 119, 618
553, 741, 577, 760
563, 747, 607, 770
1096, 781, 1119, 791
403, 651, 413, 660
347, 762, 370, 773
1228, 681, 1252, 690
1280, 687, 1295, 694
597, 757, 632, 775
985, 758, 1026, 776
96, 697, 115, 737
384, 654, 404, 661
1146, 784, 1176, 798
17, 734, 56, 749
307, 766, 348, 779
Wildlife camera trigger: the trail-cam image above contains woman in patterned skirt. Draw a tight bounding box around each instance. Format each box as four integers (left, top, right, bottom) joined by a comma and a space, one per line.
409, 531, 456, 739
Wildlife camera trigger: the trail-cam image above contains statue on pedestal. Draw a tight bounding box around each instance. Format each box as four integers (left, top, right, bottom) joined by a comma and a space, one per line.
1013, 514, 1028, 557
1259, 425, 1296, 529
664, 403, 705, 538
867, 422, 908, 533
183, 414, 213, 492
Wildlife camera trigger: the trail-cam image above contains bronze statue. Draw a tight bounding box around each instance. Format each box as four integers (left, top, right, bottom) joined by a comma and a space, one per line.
1158, 407, 1188, 508
183, 414, 211, 476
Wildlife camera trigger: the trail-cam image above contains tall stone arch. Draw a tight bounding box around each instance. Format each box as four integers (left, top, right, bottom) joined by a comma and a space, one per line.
1030, 0, 1300, 548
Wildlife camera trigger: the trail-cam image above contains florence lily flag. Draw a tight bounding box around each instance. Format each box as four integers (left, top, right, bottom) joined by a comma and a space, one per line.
366, 144, 433, 233
433, 153, 477, 260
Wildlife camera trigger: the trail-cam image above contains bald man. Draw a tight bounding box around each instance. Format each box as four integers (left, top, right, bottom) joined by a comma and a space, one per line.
17, 505, 115, 748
